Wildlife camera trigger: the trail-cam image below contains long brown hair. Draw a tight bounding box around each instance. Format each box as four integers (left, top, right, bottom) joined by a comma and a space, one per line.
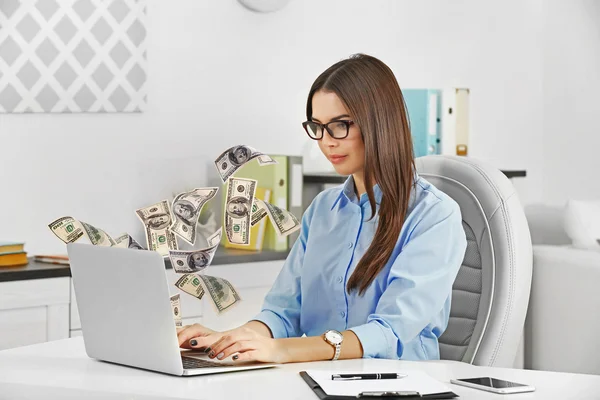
306, 54, 415, 296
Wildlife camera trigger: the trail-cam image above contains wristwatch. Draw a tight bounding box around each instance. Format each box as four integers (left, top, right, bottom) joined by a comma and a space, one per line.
323, 329, 344, 361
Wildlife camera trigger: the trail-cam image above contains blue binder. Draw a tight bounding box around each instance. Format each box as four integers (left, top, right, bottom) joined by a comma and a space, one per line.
402, 89, 443, 157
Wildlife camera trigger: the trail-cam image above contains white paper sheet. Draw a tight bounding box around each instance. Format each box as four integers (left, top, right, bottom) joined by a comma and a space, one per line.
306, 369, 452, 396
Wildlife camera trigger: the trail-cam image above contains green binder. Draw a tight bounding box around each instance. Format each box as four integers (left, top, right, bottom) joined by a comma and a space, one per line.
221, 155, 303, 251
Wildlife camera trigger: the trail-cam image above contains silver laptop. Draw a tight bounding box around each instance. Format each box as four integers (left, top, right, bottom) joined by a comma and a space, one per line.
67, 242, 275, 376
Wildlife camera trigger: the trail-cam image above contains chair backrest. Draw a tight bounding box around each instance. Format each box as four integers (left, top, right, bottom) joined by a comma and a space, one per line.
415, 155, 533, 367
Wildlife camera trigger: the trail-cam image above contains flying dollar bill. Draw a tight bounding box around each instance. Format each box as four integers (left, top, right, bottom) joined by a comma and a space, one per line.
214, 145, 277, 183
113, 233, 145, 250
224, 177, 257, 245
168, 230, 222, 274
49, 217, 119, 247
135, 200, 178, 256
250, 198, 268, 227
174, 273, 205, 300
198, 274, 241, 314
48, 216, 85, 244
255, 198, 301, 237
170, 187, 218, 245
80, 221, 116, 246
170, 293, 182, 327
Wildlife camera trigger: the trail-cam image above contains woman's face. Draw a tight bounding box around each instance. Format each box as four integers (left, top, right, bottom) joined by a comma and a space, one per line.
312, 90, 365, 176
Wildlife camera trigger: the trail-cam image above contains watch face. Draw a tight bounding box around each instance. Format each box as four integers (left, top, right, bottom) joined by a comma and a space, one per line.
325, 330, 343, 345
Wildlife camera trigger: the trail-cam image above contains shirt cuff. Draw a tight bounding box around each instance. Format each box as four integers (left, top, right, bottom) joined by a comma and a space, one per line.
349, 321, 394, 359
251, 310, 288, 339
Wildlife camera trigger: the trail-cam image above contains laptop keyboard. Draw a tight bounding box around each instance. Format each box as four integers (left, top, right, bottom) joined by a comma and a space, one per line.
181, 356, 235, 369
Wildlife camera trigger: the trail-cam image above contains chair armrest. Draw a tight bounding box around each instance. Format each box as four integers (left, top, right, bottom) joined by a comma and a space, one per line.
524, 245, 600, 374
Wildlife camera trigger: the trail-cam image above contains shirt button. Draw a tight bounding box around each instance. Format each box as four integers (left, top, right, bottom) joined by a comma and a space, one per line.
336, 276, 343, 283
348, 242, 353, 249
340, 311, 346, 318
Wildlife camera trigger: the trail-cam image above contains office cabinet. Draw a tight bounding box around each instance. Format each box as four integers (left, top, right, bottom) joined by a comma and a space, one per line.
0, 277, 70, 350
68, 260, 284, 338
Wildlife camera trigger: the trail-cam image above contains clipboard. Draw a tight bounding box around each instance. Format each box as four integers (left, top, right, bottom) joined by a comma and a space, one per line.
299, 371, 458, 399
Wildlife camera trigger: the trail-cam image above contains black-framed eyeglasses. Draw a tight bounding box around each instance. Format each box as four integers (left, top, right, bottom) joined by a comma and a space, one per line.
302, 120, 355, 140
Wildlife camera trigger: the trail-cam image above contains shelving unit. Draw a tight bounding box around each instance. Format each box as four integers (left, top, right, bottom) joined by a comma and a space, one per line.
302, 169, 526, 213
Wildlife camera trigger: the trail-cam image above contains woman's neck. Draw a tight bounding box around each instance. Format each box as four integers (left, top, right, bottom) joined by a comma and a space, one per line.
352, 171, 369, 198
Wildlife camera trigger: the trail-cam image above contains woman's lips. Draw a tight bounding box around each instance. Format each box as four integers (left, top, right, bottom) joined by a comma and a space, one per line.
329, 155, 347, 164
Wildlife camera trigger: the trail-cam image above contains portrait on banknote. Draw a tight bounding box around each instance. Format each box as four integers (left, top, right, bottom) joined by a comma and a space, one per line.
228, 145, 251, 166
172, 199, 196, 226
226, 196, 250, 217
144, 213, 171, 230
187, 251, 210, 271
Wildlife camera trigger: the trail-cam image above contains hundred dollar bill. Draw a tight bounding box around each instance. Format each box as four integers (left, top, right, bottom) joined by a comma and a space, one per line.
49, 217, 117, 247
224, 177, 257, 245
168, 230, 222, 273
48, 216, 85, 243
214, 145, 277, 183
170, 187, 218, 245
135, 200, 178, 256
198, 274, 241, 314
170, 293, 182, 327
174, 273, 205, 300
255, 198, 301, 237
250, 198, 268, 227
113, 233, 145, 250
80, 221, 116, 246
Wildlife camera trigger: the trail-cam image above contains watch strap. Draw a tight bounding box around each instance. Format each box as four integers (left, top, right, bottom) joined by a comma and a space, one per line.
332, 343, 341, 361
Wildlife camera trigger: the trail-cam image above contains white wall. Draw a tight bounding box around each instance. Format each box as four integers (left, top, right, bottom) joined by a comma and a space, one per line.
0, 0, 544, 254
542, 0, 600, 205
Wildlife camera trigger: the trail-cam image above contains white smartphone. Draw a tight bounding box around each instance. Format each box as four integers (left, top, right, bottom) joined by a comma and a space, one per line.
450, 377, 535, 394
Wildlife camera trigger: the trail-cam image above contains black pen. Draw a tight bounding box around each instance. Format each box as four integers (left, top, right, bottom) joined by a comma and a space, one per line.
332, 373, 407, 381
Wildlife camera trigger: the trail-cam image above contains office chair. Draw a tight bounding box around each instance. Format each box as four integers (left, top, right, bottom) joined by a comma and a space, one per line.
415, 155, 533, 367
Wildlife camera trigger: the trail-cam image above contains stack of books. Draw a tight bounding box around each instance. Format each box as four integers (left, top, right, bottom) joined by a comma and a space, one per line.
0, 241, 28, 267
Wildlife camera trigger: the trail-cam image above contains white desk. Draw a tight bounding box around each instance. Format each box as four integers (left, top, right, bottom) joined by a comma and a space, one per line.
0, 338, 599, 400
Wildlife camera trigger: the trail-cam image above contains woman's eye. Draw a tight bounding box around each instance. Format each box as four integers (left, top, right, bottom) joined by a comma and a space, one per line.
333, 122, 347, 130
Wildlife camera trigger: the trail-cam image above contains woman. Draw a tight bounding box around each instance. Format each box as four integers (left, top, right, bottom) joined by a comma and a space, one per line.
177, 54, 467, 363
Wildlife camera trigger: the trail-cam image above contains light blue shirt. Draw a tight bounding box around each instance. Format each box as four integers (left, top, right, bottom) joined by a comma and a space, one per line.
253, 175, 467, 360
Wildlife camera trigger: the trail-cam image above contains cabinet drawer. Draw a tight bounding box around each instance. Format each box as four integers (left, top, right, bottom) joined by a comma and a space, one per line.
0, 307, 48, 350
0, 277, 70, 311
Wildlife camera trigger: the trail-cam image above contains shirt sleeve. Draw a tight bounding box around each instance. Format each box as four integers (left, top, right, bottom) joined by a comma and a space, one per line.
251, 199, 315, 339
349, 200, 467, 359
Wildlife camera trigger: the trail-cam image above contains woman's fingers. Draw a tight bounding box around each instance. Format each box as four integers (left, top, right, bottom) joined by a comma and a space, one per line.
188, 332, 222, 350
216, 340, 254, 360
176, 324, 216, 347
232, 350, 259, 363
177, 325, 199, 347
207, 331, 253, 359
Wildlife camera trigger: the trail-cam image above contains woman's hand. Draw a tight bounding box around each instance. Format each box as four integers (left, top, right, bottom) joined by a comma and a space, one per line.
205, 326, 288, 364
177, 323, 223, 350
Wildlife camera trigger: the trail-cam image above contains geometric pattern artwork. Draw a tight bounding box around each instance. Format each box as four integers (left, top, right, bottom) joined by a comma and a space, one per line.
0, 0, 147, 113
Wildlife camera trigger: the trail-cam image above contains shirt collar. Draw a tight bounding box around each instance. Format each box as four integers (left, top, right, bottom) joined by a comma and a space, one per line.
331, 176, 383, 210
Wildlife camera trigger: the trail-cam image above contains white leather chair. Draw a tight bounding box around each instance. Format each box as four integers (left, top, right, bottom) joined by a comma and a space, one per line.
415, 155, 533, 367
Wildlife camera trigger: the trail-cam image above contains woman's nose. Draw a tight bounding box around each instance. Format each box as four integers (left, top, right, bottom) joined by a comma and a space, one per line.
321, 130, 338, 147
